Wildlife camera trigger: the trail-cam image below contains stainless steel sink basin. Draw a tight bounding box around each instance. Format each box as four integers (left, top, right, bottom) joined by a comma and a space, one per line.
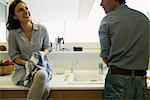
66, 71, 105, 84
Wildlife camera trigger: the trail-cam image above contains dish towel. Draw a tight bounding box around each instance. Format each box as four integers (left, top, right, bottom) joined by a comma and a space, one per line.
24, 51, 53, 86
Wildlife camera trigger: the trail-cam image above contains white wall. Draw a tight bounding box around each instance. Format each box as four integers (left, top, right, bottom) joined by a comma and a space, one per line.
2, 0, 150, 42
41, 0, 150, 42
42, 0, 104, 42
0, 1, 7, 42
48, 51, 101, 71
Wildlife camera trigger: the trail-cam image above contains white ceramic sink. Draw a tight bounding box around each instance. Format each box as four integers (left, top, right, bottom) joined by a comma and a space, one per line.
66, 71, 105, 84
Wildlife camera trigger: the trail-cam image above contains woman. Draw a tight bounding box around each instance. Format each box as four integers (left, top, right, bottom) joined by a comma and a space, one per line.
6, 0, 52, 100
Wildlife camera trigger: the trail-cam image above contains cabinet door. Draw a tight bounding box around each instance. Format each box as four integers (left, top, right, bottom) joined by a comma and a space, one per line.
50, 90, 63, 100
63, 90, 104, 100
0, 90, 28, 98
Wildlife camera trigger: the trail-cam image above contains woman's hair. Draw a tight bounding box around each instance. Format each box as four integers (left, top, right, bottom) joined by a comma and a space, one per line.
6, 0, 25, 30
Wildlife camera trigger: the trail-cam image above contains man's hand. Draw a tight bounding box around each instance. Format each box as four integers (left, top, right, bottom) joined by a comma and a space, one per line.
102, 57, 108, 65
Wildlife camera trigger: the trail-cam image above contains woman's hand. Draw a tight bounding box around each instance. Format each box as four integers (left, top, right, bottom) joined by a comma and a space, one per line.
14, 57, 28, 66
40, 48, 49, 56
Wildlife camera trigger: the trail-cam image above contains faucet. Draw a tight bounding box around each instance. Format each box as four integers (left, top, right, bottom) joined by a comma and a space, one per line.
71, 59, 78, 73
98, 63, 103, 74
55, 36, 64, 51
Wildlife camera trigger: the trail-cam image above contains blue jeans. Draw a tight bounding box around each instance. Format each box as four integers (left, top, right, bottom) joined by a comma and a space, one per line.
104, 69, 149, 100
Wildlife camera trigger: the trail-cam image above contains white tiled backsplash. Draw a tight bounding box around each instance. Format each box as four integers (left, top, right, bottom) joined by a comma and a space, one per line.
1, 51, 150, 70
48, 51, 101, 70
0, 42, 150, 70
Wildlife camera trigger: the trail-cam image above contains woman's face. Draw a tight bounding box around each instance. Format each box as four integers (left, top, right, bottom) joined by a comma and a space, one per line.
13, 2, 31, 23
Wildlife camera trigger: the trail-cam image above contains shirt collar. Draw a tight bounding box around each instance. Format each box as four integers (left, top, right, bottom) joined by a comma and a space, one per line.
115, 4, 127, 11
32, 23, 39, 31
16, 22, 39, 33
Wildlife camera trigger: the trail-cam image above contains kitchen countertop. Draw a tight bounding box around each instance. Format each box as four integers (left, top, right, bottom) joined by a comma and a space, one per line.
0, 74, 104, 91
1, 69, 150, 91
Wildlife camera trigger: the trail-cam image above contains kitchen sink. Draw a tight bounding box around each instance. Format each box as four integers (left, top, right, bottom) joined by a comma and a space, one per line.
66, 71, 106, 84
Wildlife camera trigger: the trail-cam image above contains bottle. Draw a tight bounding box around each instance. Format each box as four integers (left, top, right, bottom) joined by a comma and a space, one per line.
55, 36, 59, 51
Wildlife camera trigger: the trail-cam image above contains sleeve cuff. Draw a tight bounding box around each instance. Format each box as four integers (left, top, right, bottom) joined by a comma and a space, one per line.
100, 50, 109, 58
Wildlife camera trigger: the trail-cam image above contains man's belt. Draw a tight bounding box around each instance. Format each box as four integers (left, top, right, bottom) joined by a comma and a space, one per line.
110, 67, 146, 76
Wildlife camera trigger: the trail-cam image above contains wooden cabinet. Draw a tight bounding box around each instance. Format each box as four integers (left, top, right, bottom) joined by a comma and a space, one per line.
1, 89, 150, 100
0, 90, 104, 100
0, 90, 28, 99
50, 90, 63, 100
63, 90, 104, 100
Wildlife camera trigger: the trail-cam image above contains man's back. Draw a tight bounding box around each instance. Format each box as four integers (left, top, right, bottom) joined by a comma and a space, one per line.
99, 1, 150, 99
100, 4, 149, 70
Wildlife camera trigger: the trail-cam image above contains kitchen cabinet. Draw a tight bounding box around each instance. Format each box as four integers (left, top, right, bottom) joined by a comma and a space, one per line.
0, 74, 104, 100
63, 90, 103, 100
51, 90, 104, 100
1, 89, 150, 100
50, 90, 63, 100
1, 74, 150, 100
0, 90, 103, 100
0, 90, 28, 99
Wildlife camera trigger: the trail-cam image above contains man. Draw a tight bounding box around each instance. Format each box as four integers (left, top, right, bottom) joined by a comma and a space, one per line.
99, 0, 150, 99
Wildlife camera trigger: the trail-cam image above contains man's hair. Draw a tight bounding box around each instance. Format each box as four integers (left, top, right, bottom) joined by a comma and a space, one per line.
118, 0, 126, 4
